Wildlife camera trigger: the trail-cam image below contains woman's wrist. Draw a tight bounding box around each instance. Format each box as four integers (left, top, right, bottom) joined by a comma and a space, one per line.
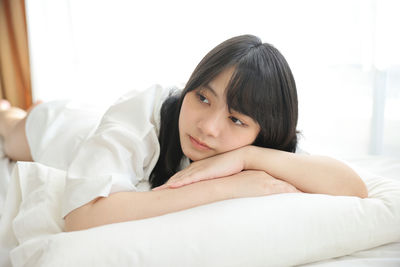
241, 145, 254, 170
242, 145, 271, 171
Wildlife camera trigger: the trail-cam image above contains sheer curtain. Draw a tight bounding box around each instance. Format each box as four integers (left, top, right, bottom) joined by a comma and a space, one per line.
25, 0, 400, 157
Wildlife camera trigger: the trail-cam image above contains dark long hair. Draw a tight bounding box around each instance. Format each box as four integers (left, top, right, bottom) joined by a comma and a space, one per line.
150, 34, 298, 188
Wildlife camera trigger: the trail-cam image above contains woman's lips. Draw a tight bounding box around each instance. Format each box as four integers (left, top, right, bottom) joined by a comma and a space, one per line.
189, 135, 211, 151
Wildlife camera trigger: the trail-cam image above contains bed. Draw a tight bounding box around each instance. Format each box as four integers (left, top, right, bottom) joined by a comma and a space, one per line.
0, 139, 399, 267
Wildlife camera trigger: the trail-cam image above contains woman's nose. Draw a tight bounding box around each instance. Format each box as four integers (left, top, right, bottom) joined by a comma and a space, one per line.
197, 112, 223, 137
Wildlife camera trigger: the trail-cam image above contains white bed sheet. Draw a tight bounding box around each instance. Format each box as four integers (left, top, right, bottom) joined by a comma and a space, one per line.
299, 155, 400, 267
0, 138, 399, 266
301, 241, 400, 267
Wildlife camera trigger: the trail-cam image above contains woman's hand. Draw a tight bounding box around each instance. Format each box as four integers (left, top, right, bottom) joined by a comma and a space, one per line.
152, 147, 247, 191
227, 170, 301, 198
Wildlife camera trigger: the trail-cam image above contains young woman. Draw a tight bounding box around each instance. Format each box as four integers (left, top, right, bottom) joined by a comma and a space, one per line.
0, 35, 368, 232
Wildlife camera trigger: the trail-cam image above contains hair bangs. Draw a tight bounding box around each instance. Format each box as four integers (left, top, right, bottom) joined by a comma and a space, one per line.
226, 64, 269, 127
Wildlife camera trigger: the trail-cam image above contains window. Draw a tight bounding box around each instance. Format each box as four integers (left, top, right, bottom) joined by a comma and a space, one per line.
25, 0, 400, 157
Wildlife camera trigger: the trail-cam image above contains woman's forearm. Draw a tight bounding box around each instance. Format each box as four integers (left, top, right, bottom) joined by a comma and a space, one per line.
65, 177, 234, 232
243, 146, 368, 198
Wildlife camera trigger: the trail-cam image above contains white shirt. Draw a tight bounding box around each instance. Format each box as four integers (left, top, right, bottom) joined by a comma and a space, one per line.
62, 85, 179, 217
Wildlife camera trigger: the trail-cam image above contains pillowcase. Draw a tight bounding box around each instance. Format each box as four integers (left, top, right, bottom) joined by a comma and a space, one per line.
1, 161, 400, 267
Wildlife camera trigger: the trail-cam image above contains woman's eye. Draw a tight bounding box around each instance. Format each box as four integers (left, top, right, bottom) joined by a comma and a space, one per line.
229, 116, 245, 126
196, 92, 209, 104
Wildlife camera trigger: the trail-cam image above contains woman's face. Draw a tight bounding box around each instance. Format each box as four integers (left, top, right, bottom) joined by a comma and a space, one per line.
179, 67, 261, 161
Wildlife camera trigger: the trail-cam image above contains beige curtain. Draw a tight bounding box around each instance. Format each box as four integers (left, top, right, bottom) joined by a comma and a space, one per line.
0, 0, 32, 110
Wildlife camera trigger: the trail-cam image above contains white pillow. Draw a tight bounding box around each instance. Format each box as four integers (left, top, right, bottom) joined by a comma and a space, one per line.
1, 161, 400, 267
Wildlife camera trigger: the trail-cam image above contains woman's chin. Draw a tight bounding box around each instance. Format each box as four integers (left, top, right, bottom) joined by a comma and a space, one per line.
183, 149, 205, 162
184, 153, 199, 162
184, 150, 216, 162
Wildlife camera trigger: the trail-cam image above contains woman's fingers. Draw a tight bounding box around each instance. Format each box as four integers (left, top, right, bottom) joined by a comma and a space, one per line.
152, 164, 218, 190
151, 185, 166, 191
152, 171, 200, 190
151, 171, 191, 190
152, 148, 246, 191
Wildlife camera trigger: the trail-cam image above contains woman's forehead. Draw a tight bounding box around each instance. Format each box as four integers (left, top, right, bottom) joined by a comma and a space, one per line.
207, 67, 236, 97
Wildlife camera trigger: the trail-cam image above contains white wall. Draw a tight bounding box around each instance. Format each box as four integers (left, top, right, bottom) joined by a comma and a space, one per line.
25, 0, 400, 158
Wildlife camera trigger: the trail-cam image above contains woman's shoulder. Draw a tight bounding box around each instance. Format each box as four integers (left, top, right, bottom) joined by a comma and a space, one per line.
98, 84, 183, 133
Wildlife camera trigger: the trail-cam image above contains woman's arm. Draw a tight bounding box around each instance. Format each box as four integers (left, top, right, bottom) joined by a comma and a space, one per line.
156, 146, 368, 199
64, 170, 298, 231
243, 146, 368, 198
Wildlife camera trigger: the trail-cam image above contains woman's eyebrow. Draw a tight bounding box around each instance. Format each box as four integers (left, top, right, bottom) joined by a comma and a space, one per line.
203, 83, 219, 98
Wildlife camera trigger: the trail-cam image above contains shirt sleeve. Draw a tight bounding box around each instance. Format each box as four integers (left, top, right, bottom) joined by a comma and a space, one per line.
62, 85, 169, 217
